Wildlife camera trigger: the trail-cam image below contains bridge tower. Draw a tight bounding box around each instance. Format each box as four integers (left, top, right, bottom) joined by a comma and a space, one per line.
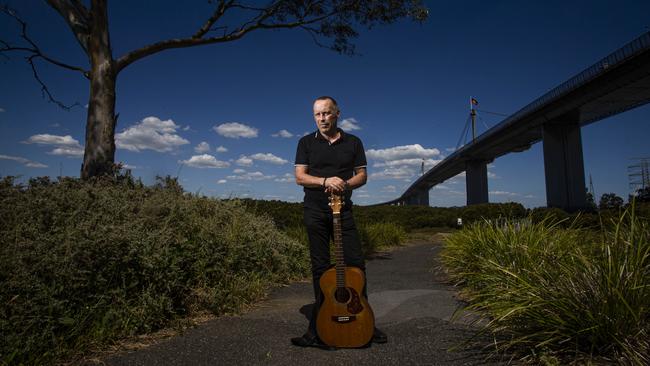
466, 97, 489, 205
542, 112, 588, 212
466, 159, 489, 205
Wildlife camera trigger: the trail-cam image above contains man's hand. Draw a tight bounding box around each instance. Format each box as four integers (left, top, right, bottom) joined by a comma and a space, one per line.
324, 176, 347, 194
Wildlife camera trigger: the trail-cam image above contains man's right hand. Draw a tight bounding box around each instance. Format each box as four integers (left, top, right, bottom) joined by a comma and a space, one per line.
324, 176, 346, 194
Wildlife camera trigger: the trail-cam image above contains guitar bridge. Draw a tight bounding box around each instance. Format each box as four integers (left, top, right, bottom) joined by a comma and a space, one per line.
331, 315, 356, 323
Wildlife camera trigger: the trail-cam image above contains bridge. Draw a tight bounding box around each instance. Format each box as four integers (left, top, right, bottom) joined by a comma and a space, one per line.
381, 31, 650, 211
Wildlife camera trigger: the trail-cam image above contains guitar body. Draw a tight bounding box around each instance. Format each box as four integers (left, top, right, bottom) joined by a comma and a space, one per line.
316, 266, 375, 348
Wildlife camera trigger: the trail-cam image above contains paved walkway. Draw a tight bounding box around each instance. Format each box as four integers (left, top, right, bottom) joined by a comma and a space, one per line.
98, 235, 496, 365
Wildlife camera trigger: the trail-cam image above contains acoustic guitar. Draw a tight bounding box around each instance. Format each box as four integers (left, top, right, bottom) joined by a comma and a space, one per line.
316, 193, 375, 348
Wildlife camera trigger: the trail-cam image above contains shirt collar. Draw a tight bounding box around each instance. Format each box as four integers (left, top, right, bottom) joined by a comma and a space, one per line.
314, 128, 345, 142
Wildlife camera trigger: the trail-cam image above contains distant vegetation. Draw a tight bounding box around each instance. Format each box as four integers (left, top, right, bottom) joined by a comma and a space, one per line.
441, 208, 649, 364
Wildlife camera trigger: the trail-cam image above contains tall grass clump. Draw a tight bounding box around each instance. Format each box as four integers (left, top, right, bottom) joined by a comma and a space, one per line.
358, 222, 407, 255
0, 176, 309, 365
441, 211, 649, 364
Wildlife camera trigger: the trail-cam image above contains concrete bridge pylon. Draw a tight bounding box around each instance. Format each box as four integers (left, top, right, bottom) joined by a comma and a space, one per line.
542, 112, 588, 212
466, 159, 489, 205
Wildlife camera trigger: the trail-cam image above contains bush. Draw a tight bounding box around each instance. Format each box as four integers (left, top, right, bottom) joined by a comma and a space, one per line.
0, 176, 308, 365
358, 222, 406, 255
441, 210, 650, 363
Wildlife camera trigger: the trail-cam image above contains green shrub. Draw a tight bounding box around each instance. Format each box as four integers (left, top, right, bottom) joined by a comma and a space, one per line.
0, 176, 308, 365
441, 210, 650, 364
358, 222, 406, 255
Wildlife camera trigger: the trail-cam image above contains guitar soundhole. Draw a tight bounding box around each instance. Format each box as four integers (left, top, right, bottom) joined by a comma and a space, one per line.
335, 287, 350, 303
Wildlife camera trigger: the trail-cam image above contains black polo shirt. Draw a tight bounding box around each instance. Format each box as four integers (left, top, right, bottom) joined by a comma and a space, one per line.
295, 129, 367, 210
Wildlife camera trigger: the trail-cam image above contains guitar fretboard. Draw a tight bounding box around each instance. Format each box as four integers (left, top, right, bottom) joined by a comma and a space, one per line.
333, 213, 345, 289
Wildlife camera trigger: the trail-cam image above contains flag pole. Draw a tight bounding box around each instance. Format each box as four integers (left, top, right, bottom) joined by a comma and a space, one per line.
470, 96, 476, 142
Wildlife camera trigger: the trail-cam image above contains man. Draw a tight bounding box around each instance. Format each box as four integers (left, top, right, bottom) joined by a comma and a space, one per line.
292, 96, 387, 348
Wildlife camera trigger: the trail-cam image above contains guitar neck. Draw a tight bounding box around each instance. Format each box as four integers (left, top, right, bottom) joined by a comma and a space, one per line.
332, 212, 345, 289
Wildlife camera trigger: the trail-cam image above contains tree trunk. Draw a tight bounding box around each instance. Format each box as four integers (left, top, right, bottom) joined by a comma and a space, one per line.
80, 0, 117, 179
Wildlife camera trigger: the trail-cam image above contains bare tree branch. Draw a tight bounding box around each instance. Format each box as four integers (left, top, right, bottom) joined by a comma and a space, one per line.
300, 25, 329, 50
1, 4, 86, 109
116, 6, 339, 73
44, 0, 91, 54
192, 0, 234, 39
27, 55, 81, 110
0, 5, 89, 76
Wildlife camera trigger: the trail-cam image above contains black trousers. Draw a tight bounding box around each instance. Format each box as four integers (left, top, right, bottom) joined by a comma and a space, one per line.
303, 207, 366, 333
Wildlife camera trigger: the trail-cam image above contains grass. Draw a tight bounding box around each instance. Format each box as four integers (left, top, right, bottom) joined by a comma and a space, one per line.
441, 210, 650, 364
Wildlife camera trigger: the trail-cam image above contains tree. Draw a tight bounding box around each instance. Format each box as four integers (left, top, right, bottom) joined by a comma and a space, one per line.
1, 1, 428, 179
599, 192, 624, 210
633, 186, 650, 203
585, 191, 597, 211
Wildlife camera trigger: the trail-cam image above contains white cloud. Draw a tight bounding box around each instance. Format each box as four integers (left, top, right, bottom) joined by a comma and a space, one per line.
272, 129, 294, 138
235, 155, 253, 167
369, 166, 418, 180
381, 185, 397, 192
217, 179, 227, 184
194, 141, 211, 153
121, 163, 137, 169
226, 171, 276, 181
235, 153, 288, 166
182, 125, 190, 131
214, 122, 258, 138
49, 147, 84, 157
366, 144, 442, 182
274, 173, 294, 183
233, 168, 246, 174
373, 158, 442, 168
490, 190, 519, 197
24, 133, 84, 158
25, 134, 80, 147
216, 145, 228, 153
339, 118, 361, 131
366, 144, 440, 160
116, 116, 189, 152
0, 154, 47, 168
180, 154, 230, 168
250, 153, 288, 165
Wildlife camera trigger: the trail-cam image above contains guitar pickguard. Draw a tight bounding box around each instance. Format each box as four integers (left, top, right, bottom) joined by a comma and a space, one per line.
347, 287, 364, 314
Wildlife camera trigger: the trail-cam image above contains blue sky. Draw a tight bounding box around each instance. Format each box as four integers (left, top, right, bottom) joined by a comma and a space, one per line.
1, 0, 649, 207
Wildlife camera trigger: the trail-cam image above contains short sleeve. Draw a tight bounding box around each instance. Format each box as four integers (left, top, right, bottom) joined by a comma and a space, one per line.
295, 137, 309, 165
354, 137, 367, 168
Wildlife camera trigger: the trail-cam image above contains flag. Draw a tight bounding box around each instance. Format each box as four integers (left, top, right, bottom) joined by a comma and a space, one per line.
470, 97, 478, 106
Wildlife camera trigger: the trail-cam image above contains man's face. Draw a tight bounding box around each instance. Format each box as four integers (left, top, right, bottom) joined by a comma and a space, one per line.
313, 99, 340, 135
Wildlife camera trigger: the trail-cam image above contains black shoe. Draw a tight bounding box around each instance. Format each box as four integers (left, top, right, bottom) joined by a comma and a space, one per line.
290, 332, 335, 350
372, 327, 387, 344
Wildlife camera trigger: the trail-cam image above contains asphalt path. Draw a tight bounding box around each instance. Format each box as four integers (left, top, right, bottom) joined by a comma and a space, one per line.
97, 235, 501, 366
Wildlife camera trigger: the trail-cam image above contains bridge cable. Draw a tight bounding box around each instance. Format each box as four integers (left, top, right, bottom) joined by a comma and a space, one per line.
476, 108, 509, 117
478, 114, 491, 131
455, 114, 472, 150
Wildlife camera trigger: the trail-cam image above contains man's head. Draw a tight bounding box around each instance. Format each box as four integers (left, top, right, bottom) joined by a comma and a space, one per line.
313, 96, 340, 136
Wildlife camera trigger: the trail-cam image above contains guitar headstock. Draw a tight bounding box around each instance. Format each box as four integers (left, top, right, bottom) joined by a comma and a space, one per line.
328, 193, 344, 214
